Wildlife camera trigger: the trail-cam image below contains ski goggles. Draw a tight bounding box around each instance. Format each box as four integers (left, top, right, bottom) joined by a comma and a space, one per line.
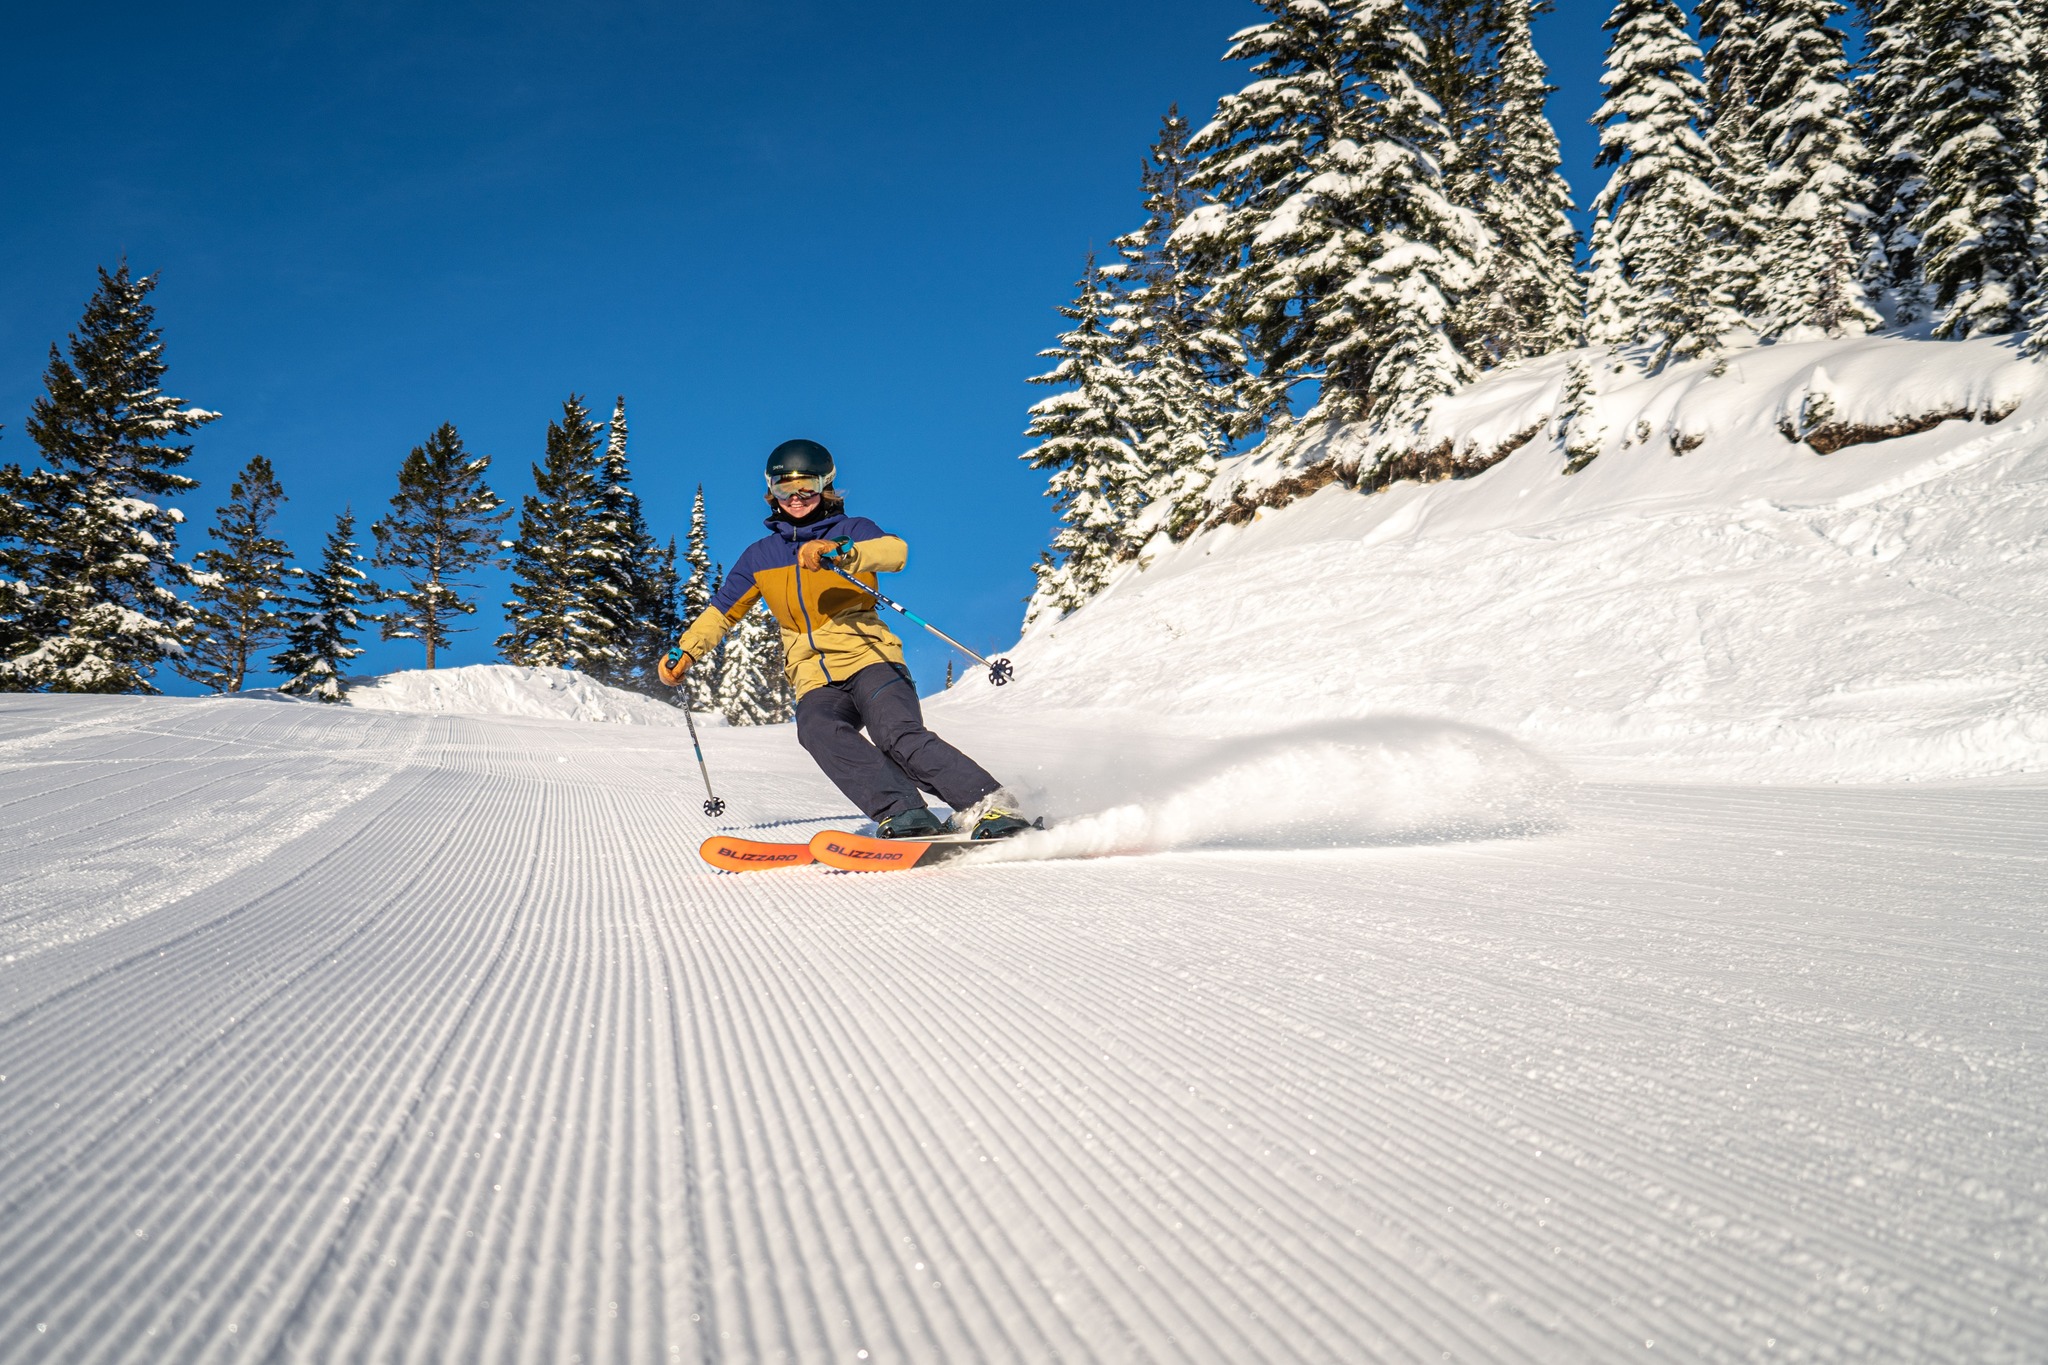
768, 473, 830, 498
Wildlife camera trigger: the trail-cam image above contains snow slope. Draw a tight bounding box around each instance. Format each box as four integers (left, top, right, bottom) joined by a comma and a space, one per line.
960, 335, 2048, 783
320, 663, 704, 726
2, 695, 2044, 1362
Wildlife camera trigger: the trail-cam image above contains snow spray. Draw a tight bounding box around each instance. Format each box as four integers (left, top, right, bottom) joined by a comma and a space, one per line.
966, 716, 1573, 861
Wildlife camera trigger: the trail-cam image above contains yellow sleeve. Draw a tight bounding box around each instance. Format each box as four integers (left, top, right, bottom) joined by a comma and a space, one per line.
673, 587, 760, 664
836, 534, 907, 575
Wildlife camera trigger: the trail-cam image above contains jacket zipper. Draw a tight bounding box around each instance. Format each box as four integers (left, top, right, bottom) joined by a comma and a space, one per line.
793, 555, 832, 682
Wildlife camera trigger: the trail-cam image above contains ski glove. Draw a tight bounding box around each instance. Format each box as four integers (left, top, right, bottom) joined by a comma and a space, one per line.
797, 537, 854, 572
657, 646, 692, 688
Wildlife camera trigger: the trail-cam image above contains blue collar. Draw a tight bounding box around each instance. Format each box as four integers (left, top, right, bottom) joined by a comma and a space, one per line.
765, 506, 852, 543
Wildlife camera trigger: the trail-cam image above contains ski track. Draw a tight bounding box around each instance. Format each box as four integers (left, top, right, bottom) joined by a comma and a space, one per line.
0, 697, 2043, 1362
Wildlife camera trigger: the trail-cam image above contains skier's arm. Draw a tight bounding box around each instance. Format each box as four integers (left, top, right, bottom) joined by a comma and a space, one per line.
832, 534, 906, 575
667, 576, 761, 673
814, 518, 906, 575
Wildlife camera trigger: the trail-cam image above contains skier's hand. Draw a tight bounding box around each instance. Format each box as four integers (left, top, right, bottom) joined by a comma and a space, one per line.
797, 538, 843, 572
657, 646, 692, 688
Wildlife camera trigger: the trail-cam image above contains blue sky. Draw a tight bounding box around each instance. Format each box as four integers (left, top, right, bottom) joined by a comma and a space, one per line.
0, 0, 1612, 693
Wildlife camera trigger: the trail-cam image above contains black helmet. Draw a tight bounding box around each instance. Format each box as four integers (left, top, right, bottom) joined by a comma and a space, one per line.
765, 438, 835, 484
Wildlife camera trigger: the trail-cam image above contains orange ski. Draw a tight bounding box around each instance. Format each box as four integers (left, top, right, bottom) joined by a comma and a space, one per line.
698, 834, 816, 872
807, 827, 989, 871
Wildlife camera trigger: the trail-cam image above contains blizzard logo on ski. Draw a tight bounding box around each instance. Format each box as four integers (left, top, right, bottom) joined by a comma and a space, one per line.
820, 838, 910, 863
718, 845, 804, 863
696, 834, 816, 872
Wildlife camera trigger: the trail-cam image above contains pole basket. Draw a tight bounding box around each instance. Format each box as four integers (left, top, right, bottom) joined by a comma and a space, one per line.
703, 797, 727, 818
987, 657, 1015, 687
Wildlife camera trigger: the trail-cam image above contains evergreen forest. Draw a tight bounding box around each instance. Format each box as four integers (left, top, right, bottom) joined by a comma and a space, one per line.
0, 268, 794, 723
1020, 0, 2048, 619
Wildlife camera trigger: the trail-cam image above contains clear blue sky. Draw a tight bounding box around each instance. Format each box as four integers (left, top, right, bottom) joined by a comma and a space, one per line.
0, 0, 1612, 693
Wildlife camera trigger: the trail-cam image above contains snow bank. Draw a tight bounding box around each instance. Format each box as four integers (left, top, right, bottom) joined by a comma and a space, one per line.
949, 335, 2048, 783
1213, 331, 2040, 505
331, 664, 703, 726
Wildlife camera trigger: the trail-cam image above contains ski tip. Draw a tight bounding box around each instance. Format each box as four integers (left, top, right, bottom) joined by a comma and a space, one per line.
698, 834, 815, 873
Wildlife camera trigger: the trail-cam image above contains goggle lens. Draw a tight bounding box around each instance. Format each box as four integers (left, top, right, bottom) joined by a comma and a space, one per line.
769, 473, 828, 498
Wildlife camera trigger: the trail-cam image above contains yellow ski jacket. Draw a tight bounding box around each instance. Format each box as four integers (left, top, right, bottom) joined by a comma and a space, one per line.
671, 508, 907, 699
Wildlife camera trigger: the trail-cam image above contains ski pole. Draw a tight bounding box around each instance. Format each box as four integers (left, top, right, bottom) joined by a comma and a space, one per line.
675, 687, 727, 818
819, 549, 1014, 686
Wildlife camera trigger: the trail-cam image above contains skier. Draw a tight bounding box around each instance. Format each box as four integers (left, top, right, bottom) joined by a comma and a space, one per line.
657, 439, 1033, 841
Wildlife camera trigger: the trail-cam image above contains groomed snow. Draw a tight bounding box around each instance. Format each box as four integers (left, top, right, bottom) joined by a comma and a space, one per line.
1, 696, 2042, 1360
961, 335, 2048, 783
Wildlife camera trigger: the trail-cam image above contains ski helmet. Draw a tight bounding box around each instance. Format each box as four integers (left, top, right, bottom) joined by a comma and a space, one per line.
765, 438, 835, 485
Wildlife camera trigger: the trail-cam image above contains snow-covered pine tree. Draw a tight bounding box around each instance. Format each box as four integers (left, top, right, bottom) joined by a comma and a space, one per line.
1180, 0, 1355, 441
1698, 0, 1767, 321
1181, 0, 1484, 468
716, 599, 793, 726
0, 457, 28, 682
372, 423, 508, 670
1328, 0, 1488, 461
273, 508, 376, 701
626, 417, 687, 699
2030, 0, 2048, 354
1411, 0, 1495, 228
1587, 0, 1735, 366
499, 395, 609, 670
1584, 215, 1641, 344
1857, 0, 1933, 322
586, 396, 659, 690
1559, 354, 1608, 472
1021, 254, 1144, 627
178, 455, 293, 693
2031, 0, 2048, 146
1110, 106, 1244, 548
2027, 197, 2048, 349
0, 437, 45, 690
1747, 0, 1881, 337
1429, 0, 1584, 364
1910, 0, 2040, 338
678, 487, 721, 712
0, 266, 217, 693
640, 535, 684, 702
2015, 0, 2048, 358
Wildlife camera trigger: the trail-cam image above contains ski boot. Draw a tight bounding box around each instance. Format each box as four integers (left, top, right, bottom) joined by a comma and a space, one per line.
958, 789, 1034, 841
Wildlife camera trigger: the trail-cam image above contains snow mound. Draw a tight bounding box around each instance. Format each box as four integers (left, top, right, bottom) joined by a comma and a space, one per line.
335, 665, 703, 726
949, 335, 2048, 783
965, 716, 1571, 860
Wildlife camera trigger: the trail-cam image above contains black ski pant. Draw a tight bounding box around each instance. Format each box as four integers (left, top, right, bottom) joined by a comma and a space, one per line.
795, 662, 1000, 822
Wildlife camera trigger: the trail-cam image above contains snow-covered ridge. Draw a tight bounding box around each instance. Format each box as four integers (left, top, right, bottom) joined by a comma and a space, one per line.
953, 335, 2048, 783
263, 663, 706, 726
1214, 332, 2041, 509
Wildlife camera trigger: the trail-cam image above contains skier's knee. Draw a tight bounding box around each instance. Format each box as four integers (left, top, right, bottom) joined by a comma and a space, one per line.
794, 703, 838, 758
873, 722, 930, 765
